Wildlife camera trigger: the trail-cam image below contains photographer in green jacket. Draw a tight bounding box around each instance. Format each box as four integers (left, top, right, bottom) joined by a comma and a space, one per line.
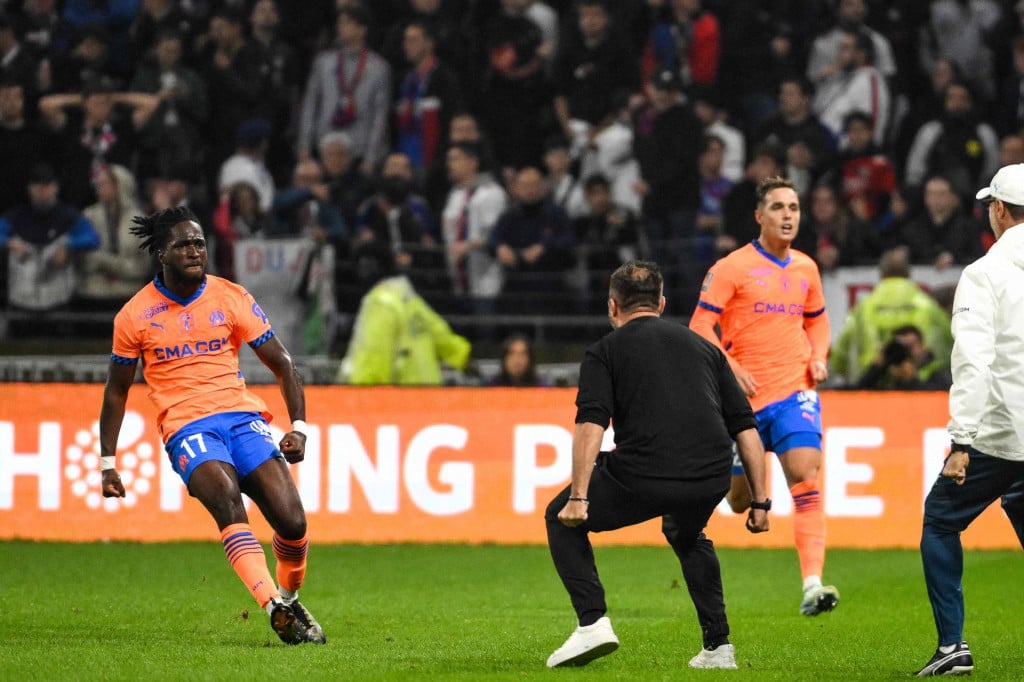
338, 244, 472, 385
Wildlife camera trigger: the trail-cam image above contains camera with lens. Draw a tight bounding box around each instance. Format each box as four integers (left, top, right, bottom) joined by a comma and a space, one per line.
883, 339, 910, 366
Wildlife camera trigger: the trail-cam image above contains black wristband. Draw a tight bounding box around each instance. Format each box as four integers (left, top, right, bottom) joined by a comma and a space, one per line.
568, 497, 589, 504
950, 442, 970, 454
749, 498, 771, 511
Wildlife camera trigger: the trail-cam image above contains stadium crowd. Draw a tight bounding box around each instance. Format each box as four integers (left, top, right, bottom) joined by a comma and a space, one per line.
0, 0, 1018, 354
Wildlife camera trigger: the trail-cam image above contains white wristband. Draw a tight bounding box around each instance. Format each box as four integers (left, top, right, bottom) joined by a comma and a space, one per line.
290, 420, 308, 436
101, 455, 116, 471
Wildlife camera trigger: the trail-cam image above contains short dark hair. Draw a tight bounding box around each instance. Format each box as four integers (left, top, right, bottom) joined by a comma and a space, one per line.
892, 324, 924, 342
449, 141, 481, 160
756, 176, 797, 206
583, 173, 610, 193
609, 260, 663, 313
130, 206, 199, 254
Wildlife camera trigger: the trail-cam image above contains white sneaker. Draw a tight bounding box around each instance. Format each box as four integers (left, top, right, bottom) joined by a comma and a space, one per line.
546, 616, 620, 668
689, 643, 737, 669
800, 584, 840, 616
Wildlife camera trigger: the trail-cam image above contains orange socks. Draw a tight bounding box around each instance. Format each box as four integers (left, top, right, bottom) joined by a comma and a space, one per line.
273, 533, 309, 594
790, 480, 826, 580
221, 523, 279, 608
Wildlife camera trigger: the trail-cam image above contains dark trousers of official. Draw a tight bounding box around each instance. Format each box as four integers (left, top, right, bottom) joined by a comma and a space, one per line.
921, 449, 1024, 646
545, 452, 731, 643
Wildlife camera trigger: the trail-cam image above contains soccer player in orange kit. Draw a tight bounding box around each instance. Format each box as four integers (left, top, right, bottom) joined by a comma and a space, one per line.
688, 176, 839, 616
98, 206, 326, 644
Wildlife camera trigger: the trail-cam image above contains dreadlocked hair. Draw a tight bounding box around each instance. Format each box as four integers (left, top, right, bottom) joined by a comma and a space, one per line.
130, 206, 198, 254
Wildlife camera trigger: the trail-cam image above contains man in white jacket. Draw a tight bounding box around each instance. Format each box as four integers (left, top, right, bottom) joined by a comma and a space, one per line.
916, 164, 1024, 677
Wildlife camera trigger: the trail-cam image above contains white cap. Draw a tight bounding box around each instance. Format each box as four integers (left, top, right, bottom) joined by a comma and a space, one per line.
976, 164, 1024, 204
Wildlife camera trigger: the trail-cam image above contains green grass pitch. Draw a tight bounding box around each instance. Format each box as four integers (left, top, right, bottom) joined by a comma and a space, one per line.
0, 541, 1020, 680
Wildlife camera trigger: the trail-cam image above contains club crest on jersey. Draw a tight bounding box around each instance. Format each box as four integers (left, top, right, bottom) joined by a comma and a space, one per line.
209, 309, 226, 327
251, 302, 268, 324
178, 312, 193, 331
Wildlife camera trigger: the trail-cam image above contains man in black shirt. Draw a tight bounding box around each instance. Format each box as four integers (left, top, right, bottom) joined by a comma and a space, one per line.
544, 260, 771, 669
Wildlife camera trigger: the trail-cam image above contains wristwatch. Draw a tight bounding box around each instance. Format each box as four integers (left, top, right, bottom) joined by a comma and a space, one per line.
950, 442, 970, 454
750, 498, 772, 511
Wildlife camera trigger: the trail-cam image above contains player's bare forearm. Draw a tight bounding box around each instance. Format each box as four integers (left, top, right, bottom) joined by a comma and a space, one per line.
735, 428, 768, 502
255, 336, 306, 423
558, 422, 604, 527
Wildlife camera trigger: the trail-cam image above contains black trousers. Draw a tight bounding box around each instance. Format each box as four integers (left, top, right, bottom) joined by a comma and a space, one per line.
545, 452, 731, 643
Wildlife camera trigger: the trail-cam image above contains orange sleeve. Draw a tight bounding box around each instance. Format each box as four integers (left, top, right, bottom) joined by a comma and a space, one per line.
802, 266, 830, 361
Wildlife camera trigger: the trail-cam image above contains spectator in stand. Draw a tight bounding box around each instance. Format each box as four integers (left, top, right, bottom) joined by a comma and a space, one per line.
38, 75, 160, 209
892, 57, 961, 167
77, 163, 152, 307
1000, 134, 1024, 168
801, 182, 879, 272
478, 0, 549, 175
0, 13, 44, 105
697, 135, 733, 242
831, 111, 897, 227
298, 6, 391, 175
380, 0, 472, 93
487, 333, 545, 387
148, 161, 209, 230
129, 28, 208, 184
352, 153, 442, 292
218, 118, 276, 216
690, 85, 744, 183
854, 325, 953, 391
543, 134, 586, 219
0, 79, 45, 215
903, 80, 999, 202
272, 158, 347, 243
716, 1, 805, 133
646, 0, 720, 89
918, 0, 1002, 105
806, 0, 896, 90
753, 76, 836, 197
490, 166, 575, 314
248, 0, 301, 185
901, 174, 983, 269
572, 173, 640, 312
718, 144, 784, 255
0, 163, 99, 314
552, 0, 639, 160
813, 28, 890, 148
211, 182, 270, 280
832, 246, 954, 387
574, 90, 643, 217
442, 141, 507, 312
201, 7, 271, 188
394, 19, 462, 173
126, 0, 196, 67
17, 0, 66, 59
424, 110, 499, 218
631, 68, 704, 301
318, 130, 374, 233
49, 22, 119, 94
997, 35, 1024, 136
61, 0, 138, 79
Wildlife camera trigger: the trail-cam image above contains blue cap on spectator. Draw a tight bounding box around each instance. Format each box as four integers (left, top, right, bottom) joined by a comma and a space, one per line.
236, 118, 272, 147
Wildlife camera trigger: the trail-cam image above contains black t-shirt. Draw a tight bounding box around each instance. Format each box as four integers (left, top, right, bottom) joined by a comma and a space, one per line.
575, 315, 756, 481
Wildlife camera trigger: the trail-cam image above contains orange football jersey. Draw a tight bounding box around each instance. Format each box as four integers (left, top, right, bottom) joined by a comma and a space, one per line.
111, 275, 274, 441
690, 241, 830, 412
